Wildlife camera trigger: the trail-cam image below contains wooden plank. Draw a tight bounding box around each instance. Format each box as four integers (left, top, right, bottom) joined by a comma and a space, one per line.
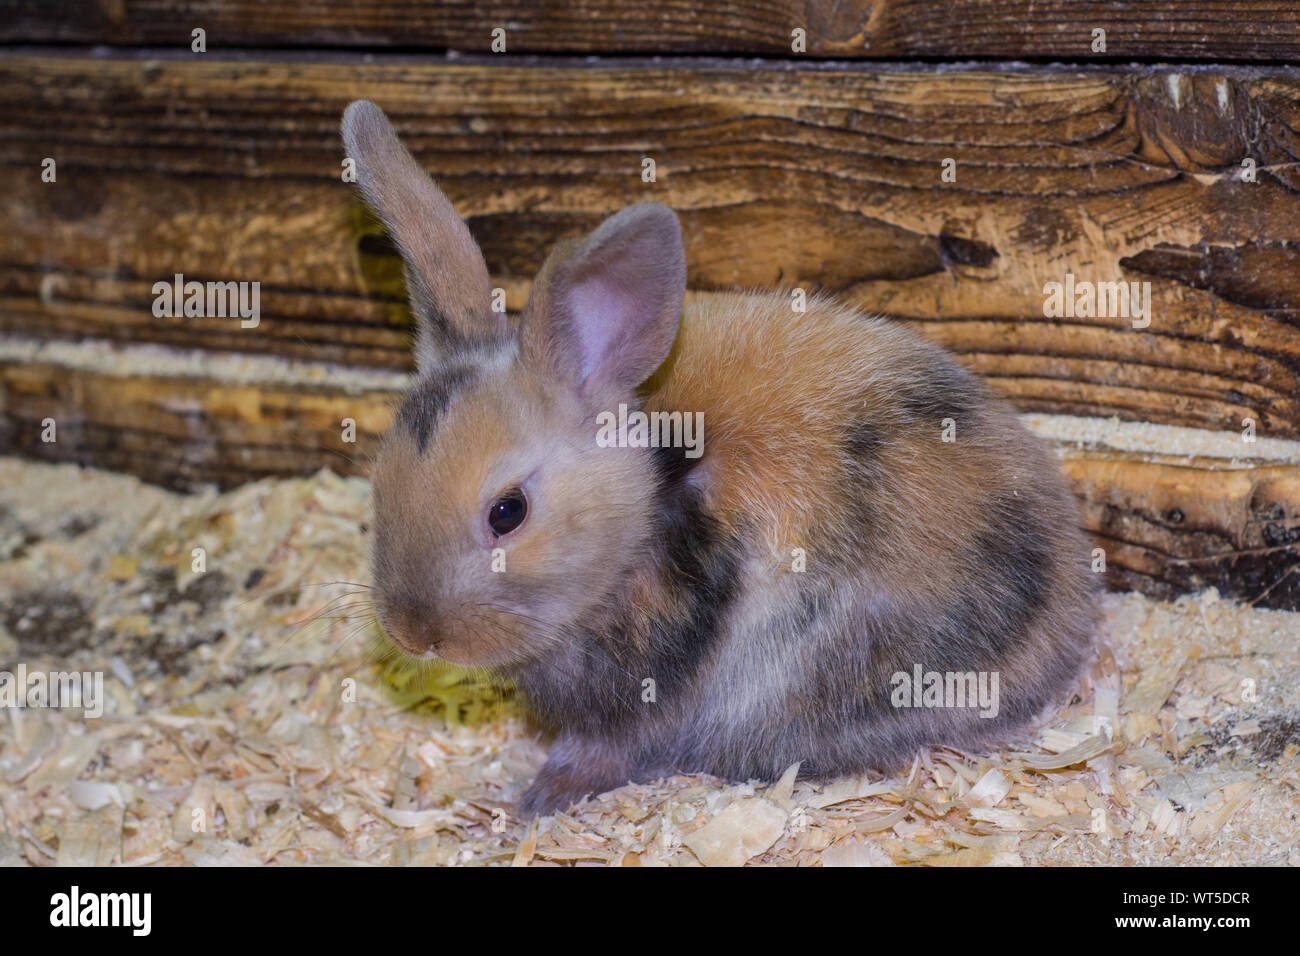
3, 56, 1299, 437
1, 1, 1298, 60
3, 357, 1296, 609
0, 358, 392, 490
1063, 453, 1300, 611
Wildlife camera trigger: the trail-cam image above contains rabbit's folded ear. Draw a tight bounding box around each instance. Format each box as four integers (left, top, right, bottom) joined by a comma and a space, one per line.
521, 203, 686, 396
342, 100, 505, 371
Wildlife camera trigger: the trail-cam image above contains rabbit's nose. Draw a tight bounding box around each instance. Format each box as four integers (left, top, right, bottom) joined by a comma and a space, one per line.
380, 604, 442, 658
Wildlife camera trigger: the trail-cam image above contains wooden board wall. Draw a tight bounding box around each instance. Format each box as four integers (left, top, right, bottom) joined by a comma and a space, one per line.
2, 1, 1299, 60
4, 57, 1300, 437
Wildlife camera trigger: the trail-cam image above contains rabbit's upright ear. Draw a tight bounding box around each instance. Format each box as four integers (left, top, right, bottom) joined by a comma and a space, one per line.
342, 100, 505, 371
521, 203, 686, 396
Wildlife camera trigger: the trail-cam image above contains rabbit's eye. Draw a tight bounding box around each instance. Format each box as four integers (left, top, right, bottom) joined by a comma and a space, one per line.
488, 489, 528, 536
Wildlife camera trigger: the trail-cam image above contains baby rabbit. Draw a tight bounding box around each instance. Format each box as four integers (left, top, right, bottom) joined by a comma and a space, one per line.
342, 100, 1099, 817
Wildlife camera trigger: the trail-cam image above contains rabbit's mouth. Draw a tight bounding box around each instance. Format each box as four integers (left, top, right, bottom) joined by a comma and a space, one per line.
376, 599, 532, 668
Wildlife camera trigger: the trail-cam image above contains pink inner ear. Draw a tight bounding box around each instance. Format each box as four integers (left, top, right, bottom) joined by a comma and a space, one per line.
567, 275, 635, 384
541, 203, 684, 393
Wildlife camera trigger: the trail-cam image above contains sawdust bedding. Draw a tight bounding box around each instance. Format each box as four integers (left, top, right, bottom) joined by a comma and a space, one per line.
0, 451, 1297, 868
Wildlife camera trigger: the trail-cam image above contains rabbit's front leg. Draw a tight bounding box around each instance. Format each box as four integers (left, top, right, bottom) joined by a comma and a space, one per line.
518, 735, 633, 818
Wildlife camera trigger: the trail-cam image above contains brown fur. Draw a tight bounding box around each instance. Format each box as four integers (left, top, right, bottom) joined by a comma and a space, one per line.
344, 101, 1100, 818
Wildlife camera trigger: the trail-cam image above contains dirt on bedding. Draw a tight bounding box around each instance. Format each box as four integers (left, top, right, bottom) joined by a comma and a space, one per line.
0, 453, 1297, 867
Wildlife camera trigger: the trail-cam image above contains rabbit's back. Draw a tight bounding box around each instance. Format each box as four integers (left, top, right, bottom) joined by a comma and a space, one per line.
632, 291, 1099, 778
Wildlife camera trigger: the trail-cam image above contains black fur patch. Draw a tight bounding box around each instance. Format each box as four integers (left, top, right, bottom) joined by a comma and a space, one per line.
896, 360, 981, 431
844, 419, 885, 464
793, 585, 827, 634
405, 265, 505, 358
394, 366, 475, 453
974, 492, 1052, 637
648, 439, 704, 490
638, 475, 743, 704
933, 491, 1052, 678
839, 419, 887, 549
850, 488, 1061, 739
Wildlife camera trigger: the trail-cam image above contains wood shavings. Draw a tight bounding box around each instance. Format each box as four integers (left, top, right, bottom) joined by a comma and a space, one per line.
767, 762, 800, 808
920, 835, 1023, 867
68, 780, 125, 812
683, 799, 787, 866
1, 457, 1298, 866
1150, 799, 1188, 837
857, 807, 909, 832
1154, 769, 1255, 814
4, 718, 55, 783
24, 733, 101, 791
822, 839, 894, 866
1124, 655, 1187, 714
806, 775, 894, 809
511, 820, 538, 866
1038, 729, 1090, 754
967, 769, 1011, 807
55, 806, 123, 866
1230, 719, 1261, 737
1018, 793, 1068, 818
1017, 734, 1115, 770
1194, 783, 1255, 839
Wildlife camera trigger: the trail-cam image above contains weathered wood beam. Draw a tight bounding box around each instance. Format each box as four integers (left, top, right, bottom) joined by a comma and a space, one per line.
0, 356, 394, 490
1062, 453, 1300, 611
3, 57, 1299, 437
1, 1, 1297, 61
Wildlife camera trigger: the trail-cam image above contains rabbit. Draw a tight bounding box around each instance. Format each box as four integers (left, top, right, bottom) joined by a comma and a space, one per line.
342, 99, 1100, 818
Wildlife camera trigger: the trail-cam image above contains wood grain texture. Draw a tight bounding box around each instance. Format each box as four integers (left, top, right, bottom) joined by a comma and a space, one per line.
4, 358, 1296, 609
3, 56, 1300, 437
0, 359, 391, 490
2, 1, 1299, 60
1063, 453, 1300, 611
